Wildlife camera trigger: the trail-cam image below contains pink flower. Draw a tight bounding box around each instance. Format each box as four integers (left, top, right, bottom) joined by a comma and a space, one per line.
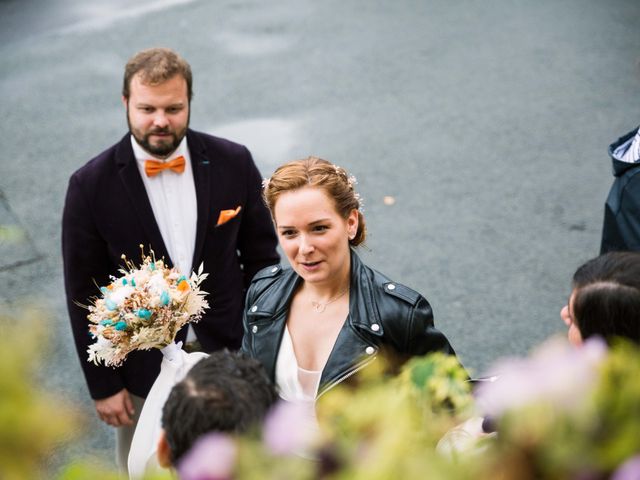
475, 336, 607, 417
177, 433, 237, 480
612, 455, 640, 480
262, 400, 316, 455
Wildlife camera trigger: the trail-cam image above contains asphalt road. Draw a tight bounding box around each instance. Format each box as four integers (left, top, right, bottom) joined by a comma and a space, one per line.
1, 0, 639, 470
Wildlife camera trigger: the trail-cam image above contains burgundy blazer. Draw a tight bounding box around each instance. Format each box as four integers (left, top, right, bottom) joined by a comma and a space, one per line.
62, 130, 279, 399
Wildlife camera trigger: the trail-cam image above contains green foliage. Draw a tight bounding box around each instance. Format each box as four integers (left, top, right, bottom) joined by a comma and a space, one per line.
234, 439, 314, 480
477, 340, 640, 480
315, 353, 475, 480
589, 341, 640, 469
0, 308, 79, 480
4, 311, 640, 480
57, 462, 126, 480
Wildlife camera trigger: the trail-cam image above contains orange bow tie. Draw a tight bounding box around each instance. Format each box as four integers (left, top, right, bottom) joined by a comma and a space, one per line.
144, 156, 186, 177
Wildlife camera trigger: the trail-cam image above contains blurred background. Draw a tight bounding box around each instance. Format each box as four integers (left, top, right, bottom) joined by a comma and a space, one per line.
0, 0, 639, 470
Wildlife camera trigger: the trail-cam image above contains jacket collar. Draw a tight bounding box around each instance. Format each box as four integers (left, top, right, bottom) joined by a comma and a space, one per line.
187, 130, 212, 270
113, 130, 213, 269
114, 133, 171, 262
348, 250, 382, 332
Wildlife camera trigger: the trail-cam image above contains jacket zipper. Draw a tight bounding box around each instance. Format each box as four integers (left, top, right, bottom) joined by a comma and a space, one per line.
317, 354, 377, 399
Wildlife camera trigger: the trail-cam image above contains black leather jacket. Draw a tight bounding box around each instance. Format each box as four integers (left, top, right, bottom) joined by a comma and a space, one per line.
241, 251, 455, 397
601, 126, 640, 253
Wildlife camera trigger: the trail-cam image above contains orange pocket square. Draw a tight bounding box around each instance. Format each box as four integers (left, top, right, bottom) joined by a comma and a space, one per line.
216, 206, 242, 226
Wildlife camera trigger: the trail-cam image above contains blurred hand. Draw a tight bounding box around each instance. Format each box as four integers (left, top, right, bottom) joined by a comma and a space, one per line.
95, 389, 134, 427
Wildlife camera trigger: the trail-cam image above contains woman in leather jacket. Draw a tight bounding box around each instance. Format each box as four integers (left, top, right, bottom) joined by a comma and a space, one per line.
241, 157, 456, 401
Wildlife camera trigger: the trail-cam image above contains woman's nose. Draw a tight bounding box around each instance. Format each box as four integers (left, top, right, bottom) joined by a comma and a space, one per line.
299, 235, 315, 254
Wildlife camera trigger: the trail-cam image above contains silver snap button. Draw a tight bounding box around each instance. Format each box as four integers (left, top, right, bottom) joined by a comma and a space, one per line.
365, 346, 375, 355
271, 266, 279, 273
252, 325, 258, 333
371, 323, 380, 332
250, 305, 258, 312
387, 283, 396, 291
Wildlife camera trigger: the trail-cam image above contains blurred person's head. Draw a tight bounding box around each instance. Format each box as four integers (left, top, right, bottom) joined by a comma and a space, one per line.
560, 251, 640, 346
157, 350, 277, 467
122, 48, 192, 158
262, 157, 365, 287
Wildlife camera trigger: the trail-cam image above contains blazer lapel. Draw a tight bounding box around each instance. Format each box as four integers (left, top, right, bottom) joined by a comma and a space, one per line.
188, 132, 213, 271
115, 135, 171, 263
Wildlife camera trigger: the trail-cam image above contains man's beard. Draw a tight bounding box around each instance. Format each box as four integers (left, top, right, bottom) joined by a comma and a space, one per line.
127, 112, 189, 159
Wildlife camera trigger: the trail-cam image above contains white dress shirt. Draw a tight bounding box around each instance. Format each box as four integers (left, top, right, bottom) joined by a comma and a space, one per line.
131, 136, 198, 341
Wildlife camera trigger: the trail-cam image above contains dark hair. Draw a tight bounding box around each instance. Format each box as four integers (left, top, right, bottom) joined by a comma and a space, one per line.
263, 156, 366, 246
122, 47, 193, 101
571, 251, 640, 344
161, 350, 277, 464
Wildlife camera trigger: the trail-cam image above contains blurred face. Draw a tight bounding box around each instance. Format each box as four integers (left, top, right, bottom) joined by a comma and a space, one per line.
274, 186, 358, 287
560, 290, 582, 346
123, 73, 189, 158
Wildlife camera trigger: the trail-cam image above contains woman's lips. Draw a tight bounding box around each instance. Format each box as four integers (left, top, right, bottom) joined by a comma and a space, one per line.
300, 261, 321, 272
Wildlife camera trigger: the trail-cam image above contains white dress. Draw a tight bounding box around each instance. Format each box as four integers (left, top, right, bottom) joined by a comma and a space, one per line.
127, 343, 209, 479
275, 326, 323, 445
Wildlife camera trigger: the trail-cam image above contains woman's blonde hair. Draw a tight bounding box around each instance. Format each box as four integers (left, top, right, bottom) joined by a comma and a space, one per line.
263, 156, 366, 246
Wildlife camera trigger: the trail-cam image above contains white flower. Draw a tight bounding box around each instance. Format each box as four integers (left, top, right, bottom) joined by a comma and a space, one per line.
131, 268, 151, 287
87, 338, 117, 366
147, 271, 169, 295
109, 285, 135, 306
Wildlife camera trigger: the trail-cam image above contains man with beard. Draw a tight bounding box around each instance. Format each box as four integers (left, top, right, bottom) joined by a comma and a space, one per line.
62, 48, 279, 473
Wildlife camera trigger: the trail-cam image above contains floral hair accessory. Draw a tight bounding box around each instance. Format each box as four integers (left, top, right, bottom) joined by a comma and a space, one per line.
84, 247, 209, 367
347, 174, 358, 189
333, 164, 357, 189
354, 192, 364, 211
261, 177, 271, 189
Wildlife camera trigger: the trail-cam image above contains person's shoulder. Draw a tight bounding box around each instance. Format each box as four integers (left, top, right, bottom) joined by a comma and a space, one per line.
71, 134, 128, 181
246, 264, 292, 304
188, 130, 250, 158
252, 263, 286, 281
249, 263, 291, 289
364, 264, 424, 307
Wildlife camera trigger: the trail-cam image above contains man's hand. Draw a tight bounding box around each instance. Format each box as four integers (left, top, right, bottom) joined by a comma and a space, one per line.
95, 389, 135, 427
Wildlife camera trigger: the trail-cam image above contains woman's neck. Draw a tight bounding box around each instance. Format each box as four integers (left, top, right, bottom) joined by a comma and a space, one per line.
301, 272, 350, 302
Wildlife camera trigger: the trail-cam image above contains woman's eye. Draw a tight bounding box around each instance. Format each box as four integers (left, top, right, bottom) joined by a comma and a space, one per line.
313, 225, 328, 232
280, 230, 296, 237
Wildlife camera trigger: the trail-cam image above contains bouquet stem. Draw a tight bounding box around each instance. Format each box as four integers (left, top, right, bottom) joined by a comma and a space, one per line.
160, 341, 184, 363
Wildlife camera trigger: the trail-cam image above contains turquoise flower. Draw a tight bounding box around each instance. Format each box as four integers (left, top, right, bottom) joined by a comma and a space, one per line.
114, 321, 127, 331
160, 291, 170, 306
149, 262, 156, 271
136, 309, 152, 320
122, 278, 128, 286
100, 320, 113, 327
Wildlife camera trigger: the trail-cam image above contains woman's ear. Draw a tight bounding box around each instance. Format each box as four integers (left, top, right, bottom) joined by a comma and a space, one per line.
157, 429, 173, 468
347, 208, 359, 239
